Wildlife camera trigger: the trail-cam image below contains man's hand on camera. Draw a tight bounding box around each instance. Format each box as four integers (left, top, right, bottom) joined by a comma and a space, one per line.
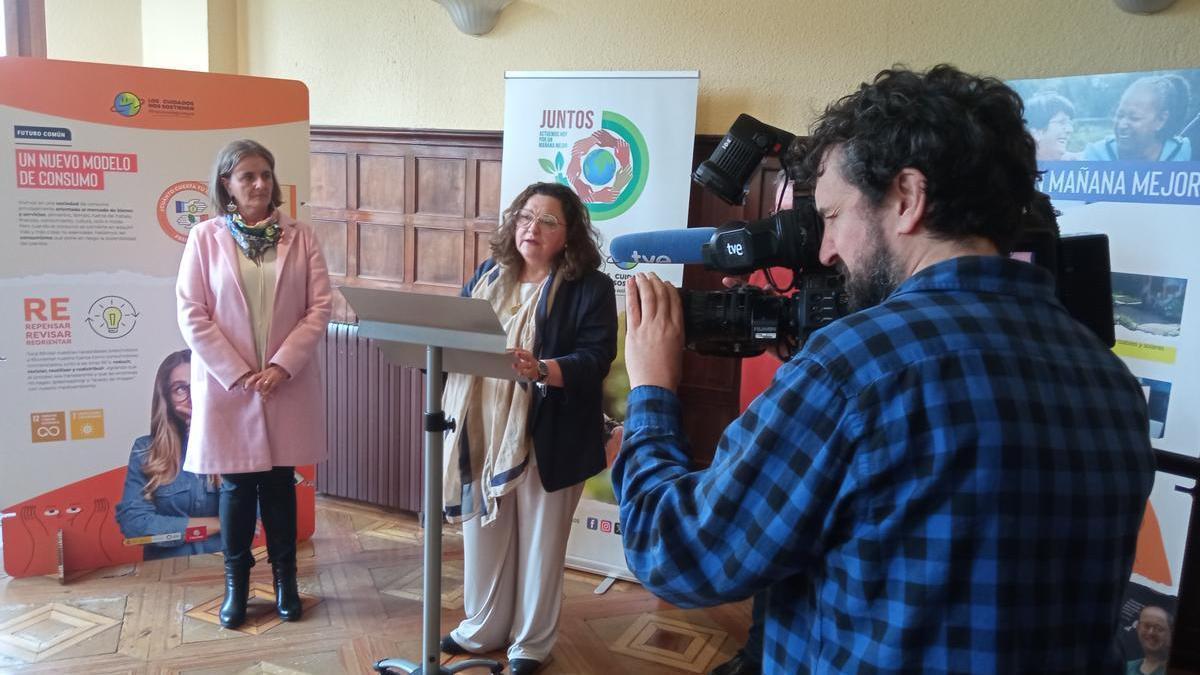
721, 274, 751, 288
626, 272, 684, 393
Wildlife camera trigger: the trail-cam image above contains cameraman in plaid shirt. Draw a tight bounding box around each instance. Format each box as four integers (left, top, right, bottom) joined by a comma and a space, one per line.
614, 64, 1155, 673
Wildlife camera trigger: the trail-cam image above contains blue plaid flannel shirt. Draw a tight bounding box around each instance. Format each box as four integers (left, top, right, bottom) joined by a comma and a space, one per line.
613, 255, 1155, 673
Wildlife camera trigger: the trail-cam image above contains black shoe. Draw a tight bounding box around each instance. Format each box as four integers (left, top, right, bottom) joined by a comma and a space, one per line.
440, 634, 470, 655
709, 650, 761, 675
508, 658, 541, 675
218, 560, 252, 628
272, 562, 303, 621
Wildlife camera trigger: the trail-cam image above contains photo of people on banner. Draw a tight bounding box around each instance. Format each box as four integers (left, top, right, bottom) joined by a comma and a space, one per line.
1015, 70, 1198, 163
2, 350, 287, 572
115, 349, 224, 560
1119, 578, 1176, 675
2, 346, 324, 574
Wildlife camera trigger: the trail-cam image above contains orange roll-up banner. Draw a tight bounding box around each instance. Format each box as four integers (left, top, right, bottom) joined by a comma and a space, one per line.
0, 58, 313, 577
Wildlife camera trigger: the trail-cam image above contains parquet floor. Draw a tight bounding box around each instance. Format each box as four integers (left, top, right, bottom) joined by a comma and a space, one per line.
0, 496, 751, 674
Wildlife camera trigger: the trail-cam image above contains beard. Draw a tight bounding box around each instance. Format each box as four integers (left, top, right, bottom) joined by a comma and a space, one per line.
841, 218, 905, 312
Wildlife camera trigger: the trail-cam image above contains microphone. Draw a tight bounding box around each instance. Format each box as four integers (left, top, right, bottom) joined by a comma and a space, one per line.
609, 228, 715, 264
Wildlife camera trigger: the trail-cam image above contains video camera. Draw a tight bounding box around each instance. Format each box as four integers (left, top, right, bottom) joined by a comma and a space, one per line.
612, 114, 1114, 358
676, 199, 847, 357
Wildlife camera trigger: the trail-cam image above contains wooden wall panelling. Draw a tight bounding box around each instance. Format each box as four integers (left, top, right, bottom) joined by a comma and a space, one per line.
309, 145, 352, 323
309, 151, 348, 209
355, 152, 405, 286
311, 218, 348, 277
477, 159, 503, 218
414, 155, 466, 217
412, 221, 466, 291
404, 149, 418, 290
310, 129, 502, 301
355, 152, 406, 289
357, 153, 406, 213
469, 157, 503, 273
411, 148, 468, 293
462, 157, 480, 280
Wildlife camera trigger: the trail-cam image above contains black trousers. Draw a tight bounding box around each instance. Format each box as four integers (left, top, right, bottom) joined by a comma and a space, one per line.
219, 466, 296, 567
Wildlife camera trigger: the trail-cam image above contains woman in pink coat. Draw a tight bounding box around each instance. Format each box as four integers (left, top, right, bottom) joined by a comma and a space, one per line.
176, 139, 332, 629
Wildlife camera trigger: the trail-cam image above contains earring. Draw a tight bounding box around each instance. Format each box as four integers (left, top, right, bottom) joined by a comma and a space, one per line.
225, 200, 238, 213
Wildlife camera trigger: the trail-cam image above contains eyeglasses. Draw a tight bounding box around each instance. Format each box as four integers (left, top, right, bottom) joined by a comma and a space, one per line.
169, 382, 191, 402
1139, 622, 1169, 635
515, 209, 563, 231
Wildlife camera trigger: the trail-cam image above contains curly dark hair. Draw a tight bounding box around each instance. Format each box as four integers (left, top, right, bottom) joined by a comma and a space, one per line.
794, 64, 1039, 254
491, 182, 603, 281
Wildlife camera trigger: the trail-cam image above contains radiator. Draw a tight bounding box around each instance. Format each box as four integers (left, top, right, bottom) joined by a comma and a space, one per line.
318, 322, 425, 512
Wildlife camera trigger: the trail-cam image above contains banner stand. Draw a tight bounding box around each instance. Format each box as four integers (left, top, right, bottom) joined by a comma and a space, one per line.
500, 70, 700, 581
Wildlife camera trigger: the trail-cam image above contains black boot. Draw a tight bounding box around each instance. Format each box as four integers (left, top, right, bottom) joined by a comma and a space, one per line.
218, 472, 260, 629
260, 466, 301, 621
272, 560, 303, 621
219, 559, 252, 628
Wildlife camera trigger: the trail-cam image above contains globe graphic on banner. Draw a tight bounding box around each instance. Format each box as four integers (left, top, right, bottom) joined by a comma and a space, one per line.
583, 148, 617, 186
538, 110, 649, 220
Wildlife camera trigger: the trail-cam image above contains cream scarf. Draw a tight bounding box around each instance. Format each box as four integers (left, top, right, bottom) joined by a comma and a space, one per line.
441, 265, 562, 525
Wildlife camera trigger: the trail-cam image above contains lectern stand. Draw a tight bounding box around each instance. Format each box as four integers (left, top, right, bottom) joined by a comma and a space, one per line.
341, 287, 509, 675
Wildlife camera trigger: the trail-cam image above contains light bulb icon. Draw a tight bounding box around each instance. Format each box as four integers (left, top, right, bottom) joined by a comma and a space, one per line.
88, 295, 138, 339
103, 306, 123, 334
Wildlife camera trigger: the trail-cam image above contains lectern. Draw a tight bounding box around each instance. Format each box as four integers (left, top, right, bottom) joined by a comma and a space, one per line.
340, 286, 509, 675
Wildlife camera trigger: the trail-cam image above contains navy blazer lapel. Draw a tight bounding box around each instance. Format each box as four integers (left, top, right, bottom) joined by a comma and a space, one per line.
533, 267, 556, 358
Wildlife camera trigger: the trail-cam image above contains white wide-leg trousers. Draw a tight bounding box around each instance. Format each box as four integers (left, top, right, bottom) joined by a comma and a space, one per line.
451, 456, 584, 662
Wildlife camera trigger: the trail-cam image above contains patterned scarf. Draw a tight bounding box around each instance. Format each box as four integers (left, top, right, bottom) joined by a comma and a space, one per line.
226, 210, 281, 260
441, 264, 563, 525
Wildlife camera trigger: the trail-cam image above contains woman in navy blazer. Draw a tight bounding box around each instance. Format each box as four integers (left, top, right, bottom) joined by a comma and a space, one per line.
441, 182, 616, 674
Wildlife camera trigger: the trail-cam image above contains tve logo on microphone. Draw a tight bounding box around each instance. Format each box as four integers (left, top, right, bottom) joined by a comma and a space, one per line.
629, 250, 673, 263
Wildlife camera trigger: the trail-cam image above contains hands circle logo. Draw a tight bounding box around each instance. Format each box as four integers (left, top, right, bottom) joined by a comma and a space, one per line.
540, 111, 649, 221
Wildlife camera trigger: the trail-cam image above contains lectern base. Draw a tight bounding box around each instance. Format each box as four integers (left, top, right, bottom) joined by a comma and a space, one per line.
373, 657, 504, 674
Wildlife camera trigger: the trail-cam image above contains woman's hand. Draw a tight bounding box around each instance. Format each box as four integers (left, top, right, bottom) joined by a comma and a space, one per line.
509, 349, 563, 387
510, 348, 539, 381
605, 424, 624, 467
233, 371, 253, 390
244, 364, 291, 399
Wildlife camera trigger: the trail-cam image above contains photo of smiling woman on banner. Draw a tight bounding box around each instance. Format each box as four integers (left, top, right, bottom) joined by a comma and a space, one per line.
115, 349, 222, 560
